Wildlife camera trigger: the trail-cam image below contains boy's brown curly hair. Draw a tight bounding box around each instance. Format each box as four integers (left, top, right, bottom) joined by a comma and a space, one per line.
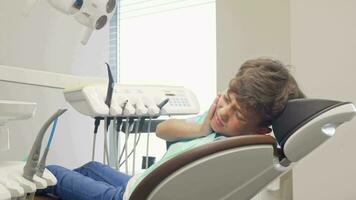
228, 58, 305, 126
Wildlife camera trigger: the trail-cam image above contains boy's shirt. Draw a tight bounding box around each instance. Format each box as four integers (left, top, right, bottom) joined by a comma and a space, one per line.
123, 113, 226, 199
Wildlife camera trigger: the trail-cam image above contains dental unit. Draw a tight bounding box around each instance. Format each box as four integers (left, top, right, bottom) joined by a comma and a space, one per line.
63, 66, 200, 174
0, 100, 66, 200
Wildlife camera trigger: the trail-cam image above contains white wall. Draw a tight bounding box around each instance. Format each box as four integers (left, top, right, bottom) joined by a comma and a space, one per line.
290, 0, 356, 199
0, 0, 109, 168
0, 0, 109, 76
216, 0, 291, 93
217, 0, 356, 199
216, 1, 292, 199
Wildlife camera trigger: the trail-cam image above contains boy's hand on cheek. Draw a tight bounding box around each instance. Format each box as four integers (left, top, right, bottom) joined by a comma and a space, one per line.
199, 94, 220, 135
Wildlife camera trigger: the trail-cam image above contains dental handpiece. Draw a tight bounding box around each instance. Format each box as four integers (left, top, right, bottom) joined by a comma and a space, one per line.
141, 96, 159, 116
36, 118, 59, 177
134, 98, 148, 116
23, 109, 67, 181
157, 98, 170, 110
123, 103, 135, 116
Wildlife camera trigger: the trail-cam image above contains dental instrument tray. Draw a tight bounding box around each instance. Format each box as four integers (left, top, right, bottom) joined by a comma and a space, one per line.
64, 84, 200, 117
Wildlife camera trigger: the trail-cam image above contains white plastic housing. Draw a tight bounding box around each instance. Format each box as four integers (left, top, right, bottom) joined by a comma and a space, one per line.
0, 184, 11, 200
0, 126, 10, 151
147, 145, 288, 200
0, 100, 37, 151
64, 84, 200, 117
74, 0, 117, 44
114, 84, 200, 116
284, 103, 356, 162
0, 161, 57, 199
47, 0, 82, 15
64, 84, 109, 117
0, 100, 37, 123
25, 0, 117, 45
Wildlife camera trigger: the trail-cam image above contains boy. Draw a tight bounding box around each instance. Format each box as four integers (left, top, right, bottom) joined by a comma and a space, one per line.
157, 58, 305, 140
38, 58, 305, 200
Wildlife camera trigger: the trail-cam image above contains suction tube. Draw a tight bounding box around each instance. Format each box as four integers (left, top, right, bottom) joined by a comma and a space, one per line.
23, 109, 67, 181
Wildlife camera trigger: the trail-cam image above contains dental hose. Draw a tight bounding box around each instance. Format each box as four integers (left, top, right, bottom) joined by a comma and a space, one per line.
115, 117, 123, 170
145, 117, 152, 169
124, 117, 130, 173
118, 119, 144, 167
117, 118, 136, 172
123, 99, 168, 169
113, 118, 118, 169
103, 117, 109, 164
104, 117, 114, 164
116, 100, 128, 170
144, 99, 168, 168
27, 193, 35, 200
132, 118, 140, 175
92, 118, 101, 161
118, 133, 142, 167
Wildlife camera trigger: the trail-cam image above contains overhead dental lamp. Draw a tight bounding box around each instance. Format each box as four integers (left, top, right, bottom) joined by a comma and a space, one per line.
25, 0, 117, 45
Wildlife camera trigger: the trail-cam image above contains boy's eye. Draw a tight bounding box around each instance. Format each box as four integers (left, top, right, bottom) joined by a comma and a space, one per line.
223, 95, 230, 103
236, 114, 246, 122
235, 111, 246, 122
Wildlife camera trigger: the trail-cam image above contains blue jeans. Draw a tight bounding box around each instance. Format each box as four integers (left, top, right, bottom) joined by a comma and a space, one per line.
38, 161, 131, 200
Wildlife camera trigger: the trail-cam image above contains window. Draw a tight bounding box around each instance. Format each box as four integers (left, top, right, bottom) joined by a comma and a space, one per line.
109, 0, 216, 173
116, 0, 216, 112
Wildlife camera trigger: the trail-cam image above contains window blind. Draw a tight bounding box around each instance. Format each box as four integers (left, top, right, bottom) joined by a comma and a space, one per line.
119, 0, 215, 19
109, 10, 118, 82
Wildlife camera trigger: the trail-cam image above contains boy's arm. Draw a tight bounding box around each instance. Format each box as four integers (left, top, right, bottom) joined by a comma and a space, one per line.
156, 95, 220, 142
155, 119, 206, 142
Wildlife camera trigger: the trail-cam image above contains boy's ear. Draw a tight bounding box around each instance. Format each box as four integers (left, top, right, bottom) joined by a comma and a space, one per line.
256, 127, 272, 135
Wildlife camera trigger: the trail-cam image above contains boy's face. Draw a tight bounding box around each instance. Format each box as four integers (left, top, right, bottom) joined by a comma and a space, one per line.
210, 91, 269, 136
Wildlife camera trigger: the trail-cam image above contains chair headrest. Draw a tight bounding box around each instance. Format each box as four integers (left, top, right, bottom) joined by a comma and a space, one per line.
272, 99, 343, 147
272, 99, 356, 162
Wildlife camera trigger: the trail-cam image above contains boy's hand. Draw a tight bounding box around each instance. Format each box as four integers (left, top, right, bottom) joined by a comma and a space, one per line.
156, 95, 221, 141
199, 95, 220, 135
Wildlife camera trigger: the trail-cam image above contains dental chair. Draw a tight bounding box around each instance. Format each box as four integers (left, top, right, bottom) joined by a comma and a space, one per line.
36, 98, 356, 200
128, 99, 356, 200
